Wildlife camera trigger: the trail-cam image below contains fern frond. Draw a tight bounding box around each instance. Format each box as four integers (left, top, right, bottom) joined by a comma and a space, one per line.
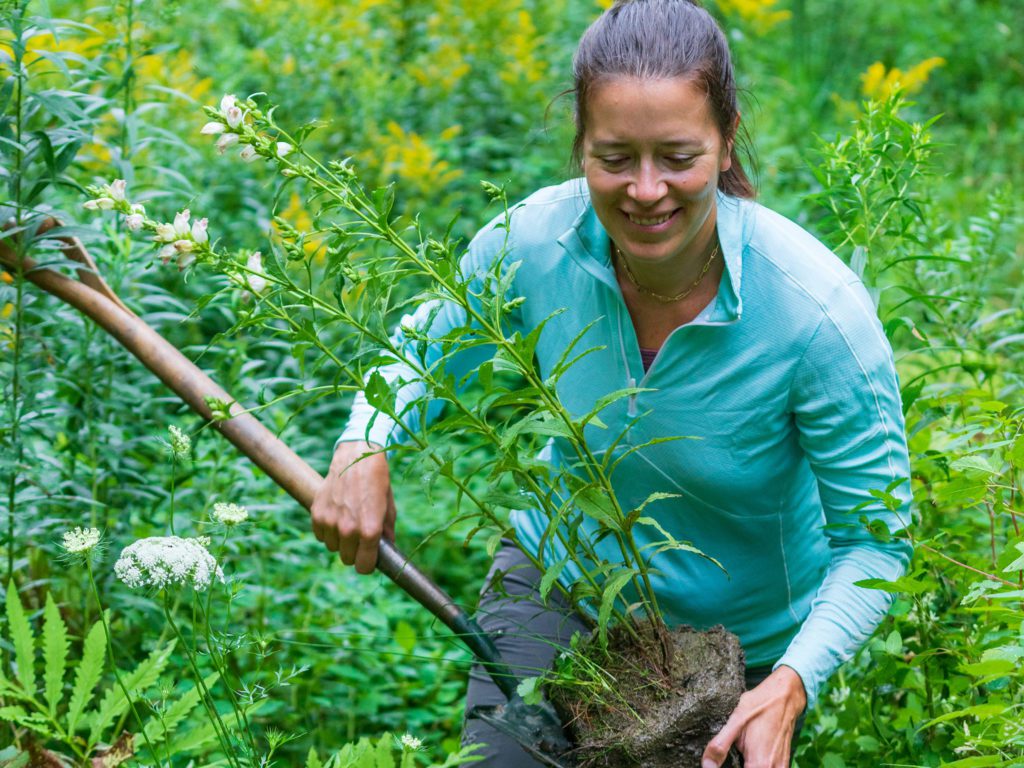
66, 619, 106, 734
42, 593, 70, 717
5, 582, 36, 693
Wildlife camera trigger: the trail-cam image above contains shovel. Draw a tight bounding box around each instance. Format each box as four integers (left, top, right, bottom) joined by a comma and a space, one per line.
0, 219, 574, 767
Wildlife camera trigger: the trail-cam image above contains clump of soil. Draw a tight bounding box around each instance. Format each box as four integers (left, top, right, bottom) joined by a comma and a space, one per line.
548, 622, 745, 768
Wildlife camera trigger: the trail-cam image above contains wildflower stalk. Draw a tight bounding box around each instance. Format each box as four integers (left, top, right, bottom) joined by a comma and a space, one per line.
161, 592, 242, 768
85, 560, 165, 767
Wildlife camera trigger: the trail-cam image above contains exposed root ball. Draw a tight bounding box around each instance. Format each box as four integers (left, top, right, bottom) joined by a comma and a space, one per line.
549, 623, 745, 768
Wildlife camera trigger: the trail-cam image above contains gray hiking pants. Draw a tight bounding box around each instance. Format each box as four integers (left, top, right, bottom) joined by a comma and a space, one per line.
461, 541, 804, 766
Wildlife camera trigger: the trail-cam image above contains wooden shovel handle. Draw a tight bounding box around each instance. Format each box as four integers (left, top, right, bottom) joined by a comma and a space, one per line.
0, 222, 513, 684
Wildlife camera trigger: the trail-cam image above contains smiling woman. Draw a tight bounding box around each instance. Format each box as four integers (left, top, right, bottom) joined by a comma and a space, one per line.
310, 1, 913, 766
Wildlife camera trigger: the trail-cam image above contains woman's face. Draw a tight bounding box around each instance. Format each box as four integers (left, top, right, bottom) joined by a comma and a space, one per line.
582, 76, 733, 267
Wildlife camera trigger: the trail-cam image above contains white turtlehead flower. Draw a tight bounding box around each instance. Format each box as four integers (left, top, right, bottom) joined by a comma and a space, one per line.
173, 239, 195, 254
239, 145, 258, 163
173, 209, 191, 238
275, 142, 293, 158
191, 217, 208, 244
177, 251, 197, 270
201, 121, 226, 135
211, 502, 249, 526
219, 94, 243, 129
168, 425, 191, 459
125, 204, 145, 232
95, 198, 115, 210
400, 734, 423, 751
216, 133, 239, 153
108, 179, 127, 202
114, 536, 224, 591
154, 222, 177, 243
158, 244, 177, 264
83, 199, 100, 210
62, 527, 101, 554
245, 251, 268, 294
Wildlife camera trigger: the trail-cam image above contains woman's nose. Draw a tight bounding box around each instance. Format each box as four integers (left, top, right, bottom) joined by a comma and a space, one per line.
627, 161, 667, 203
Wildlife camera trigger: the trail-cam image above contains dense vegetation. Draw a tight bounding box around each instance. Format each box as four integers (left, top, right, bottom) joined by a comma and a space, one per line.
1, 0, 1022, 766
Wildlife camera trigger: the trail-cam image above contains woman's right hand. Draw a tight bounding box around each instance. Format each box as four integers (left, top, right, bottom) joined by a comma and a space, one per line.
310, 440, 396, 574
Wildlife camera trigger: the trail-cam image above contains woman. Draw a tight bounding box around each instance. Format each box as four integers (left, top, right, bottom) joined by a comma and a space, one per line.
311, 1, 912, 766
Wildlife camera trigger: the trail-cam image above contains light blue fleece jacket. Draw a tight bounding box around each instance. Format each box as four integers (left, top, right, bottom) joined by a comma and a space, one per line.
339, 179, 913, 708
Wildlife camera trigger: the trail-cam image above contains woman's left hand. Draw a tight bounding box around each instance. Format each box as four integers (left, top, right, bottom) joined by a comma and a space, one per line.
701, 665, 807, 768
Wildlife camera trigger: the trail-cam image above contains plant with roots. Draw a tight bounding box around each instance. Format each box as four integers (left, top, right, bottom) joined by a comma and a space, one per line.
83, 94, 718, 663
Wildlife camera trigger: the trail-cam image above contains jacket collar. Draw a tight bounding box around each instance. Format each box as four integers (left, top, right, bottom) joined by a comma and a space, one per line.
556, 185, 744, 324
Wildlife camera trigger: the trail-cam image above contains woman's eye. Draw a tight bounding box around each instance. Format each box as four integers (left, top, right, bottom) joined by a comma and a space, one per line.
599, 155, 629, 169
665, 155, 695, 167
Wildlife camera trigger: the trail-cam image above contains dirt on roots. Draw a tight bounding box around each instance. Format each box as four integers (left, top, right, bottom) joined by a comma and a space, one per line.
549, 623, 745, 768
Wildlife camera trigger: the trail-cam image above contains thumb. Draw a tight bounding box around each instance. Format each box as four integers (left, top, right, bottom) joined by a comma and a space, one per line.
702, 710, 743, 768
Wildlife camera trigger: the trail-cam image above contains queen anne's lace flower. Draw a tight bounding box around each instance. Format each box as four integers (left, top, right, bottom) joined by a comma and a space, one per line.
168, 425, 191, 459
62, 527, 101, 554
211, 502, 249, 526
400, 734, 423, 751
115, 536, 224, 591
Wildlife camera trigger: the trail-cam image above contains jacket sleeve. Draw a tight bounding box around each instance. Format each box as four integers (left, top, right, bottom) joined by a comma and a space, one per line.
774, 279, 914, 709
337, 215, 514, 449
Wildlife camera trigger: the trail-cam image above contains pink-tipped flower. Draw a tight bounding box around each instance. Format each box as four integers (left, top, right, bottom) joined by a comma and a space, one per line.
201, 121, 226, 135
173, 209, 191, 238
246, 251, 268, 294
191, 217, 208, 244
219, 94, 243, 129
239, 145, 259, 163
159, 243, 177, 264
108, 179, 127, 202
216, 133, 239, 154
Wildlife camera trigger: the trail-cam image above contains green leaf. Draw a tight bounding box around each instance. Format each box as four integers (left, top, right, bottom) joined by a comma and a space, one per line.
516, 676, 543, 706
305, 748, 324, 768
597, 570, 636, 646
42, 593, 69, 717
1003, 542, 1024, 573
143, 672, 220, 747
855, 576, 929, 595
539, 557, 569, 602
394, 620, 416, 654
1011, 435, 1024, 467
5, 582, 35, 693
575, 486, 619, 529
66, 619, 106, 734
949, 455, 999, 479
884, 630, 903, 656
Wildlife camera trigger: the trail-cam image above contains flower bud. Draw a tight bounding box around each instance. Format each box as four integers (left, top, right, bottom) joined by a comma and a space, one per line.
173, 239, 194, 253
83, 199, 100, 210
191, 217, 208, 244
239, 145, 259, 163
96, 197, 115, 210
246, 251, 268, 294
275, 142, 293, 158
155, 223, 177, 242
200, 121, 226, 135
173, 209, 191, 238
216, 133, 240, 153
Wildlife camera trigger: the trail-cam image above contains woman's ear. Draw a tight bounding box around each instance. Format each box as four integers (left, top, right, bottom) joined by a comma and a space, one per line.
720, 112, 741, 173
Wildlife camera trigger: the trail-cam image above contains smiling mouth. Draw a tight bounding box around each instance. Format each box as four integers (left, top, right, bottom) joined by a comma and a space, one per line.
626, 210, 676, 226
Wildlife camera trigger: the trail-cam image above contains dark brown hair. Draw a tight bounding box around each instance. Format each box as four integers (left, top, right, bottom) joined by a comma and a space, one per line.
571, 0, 756, 198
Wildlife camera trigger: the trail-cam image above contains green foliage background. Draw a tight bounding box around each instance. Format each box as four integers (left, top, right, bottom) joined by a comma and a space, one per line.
1, 0, 1023, 765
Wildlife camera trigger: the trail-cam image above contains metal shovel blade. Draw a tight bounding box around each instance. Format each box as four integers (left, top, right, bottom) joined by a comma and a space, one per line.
469, 694, 575, 768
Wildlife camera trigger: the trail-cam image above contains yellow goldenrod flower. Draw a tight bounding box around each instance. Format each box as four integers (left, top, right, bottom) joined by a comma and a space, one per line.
861, 57, 946, 99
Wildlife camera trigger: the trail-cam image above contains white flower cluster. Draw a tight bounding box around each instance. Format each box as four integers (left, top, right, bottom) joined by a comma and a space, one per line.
82, 179, 145, 230
115, 536, 224, 591
211, 502, 249, 526
200, 94, 292, 162
399, 734, 422, 751
168, 425, 192, 460
62, 526, 101, 554
153, 208, 208, 269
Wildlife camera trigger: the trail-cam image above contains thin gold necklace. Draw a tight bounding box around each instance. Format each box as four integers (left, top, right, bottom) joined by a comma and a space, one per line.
614, 240, 720, 304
